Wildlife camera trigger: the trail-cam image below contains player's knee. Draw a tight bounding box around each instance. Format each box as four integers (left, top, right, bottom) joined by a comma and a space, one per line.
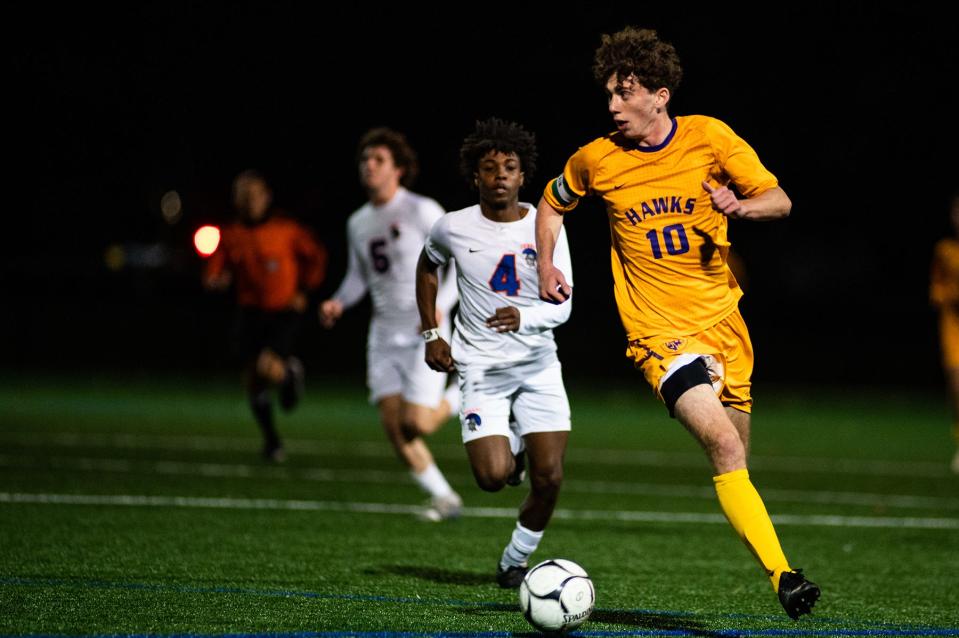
256, 350, 285, 383
705, 426, 746, 467
530, 464, 563, 496
472, 464, 509, 492
661, 358, 712, 417
380, 418, 410, 447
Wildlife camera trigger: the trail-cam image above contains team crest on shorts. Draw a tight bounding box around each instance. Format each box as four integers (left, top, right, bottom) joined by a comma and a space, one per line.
521, 245, 537, 267
465, 412, 482, 431
663, 338, 684, 352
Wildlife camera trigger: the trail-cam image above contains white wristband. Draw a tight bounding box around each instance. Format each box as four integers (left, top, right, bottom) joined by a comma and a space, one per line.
421, 328, 441, 343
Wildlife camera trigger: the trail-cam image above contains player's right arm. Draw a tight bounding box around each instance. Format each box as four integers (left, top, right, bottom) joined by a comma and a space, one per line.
537, 145, 593, 303
319, 228, 368, 328
416, 216, 455, 373
535, 197, 572, 304
415, 249, 454, 373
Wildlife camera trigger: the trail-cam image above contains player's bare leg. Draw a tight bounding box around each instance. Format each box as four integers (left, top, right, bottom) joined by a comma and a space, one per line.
379, 395, 432, 473
674, 384, 818, 616
381, 394, 461, 520
494, 431, 567, 588
402, 399, 454, 437
465, 435, 514, 492
517, 431, 568, 531
255, 348, 304, 412
724, 406, 751, 459
675, 385, 746, 473
255, 349, 287, 384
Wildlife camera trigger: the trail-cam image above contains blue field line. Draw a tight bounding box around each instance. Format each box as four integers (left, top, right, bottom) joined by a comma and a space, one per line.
3, 578, 958, 637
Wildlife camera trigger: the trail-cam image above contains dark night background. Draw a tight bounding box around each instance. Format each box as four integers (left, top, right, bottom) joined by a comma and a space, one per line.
7, 3, 958, 391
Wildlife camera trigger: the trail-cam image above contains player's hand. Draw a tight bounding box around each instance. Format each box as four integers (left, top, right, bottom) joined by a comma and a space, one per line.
486, 306, 520, 333
319, 299, 343, 328
289, 291, 308, 313
538, 265, 572, 304
702, 181, 747, 218
425, 338, 455, 373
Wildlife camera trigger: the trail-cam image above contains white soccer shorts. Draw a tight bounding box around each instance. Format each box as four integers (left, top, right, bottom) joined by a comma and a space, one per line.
366, 338, 448, 407
457, 355, 570, 444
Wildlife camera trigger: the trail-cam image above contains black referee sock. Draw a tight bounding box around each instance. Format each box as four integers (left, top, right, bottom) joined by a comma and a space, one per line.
249, 389, 280, 450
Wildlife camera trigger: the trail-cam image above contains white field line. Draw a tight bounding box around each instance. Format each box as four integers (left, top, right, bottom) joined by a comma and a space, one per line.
2, 454, 956, 512
1, 432, 951, 478
2, 492, 958, 530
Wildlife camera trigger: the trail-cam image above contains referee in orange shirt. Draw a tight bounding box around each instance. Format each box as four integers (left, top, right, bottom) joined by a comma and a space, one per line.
205, 170, 327, 461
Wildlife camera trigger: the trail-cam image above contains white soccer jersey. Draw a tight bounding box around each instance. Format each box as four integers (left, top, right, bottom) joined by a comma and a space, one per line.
424, 204, 573, 366
333, 187, 456, 347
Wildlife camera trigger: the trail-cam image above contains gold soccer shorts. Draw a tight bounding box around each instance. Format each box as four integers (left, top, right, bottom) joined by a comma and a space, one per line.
626, 308, 754, 413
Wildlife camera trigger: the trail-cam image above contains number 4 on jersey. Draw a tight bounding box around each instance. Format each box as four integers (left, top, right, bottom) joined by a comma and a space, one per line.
489, 254, 520, 296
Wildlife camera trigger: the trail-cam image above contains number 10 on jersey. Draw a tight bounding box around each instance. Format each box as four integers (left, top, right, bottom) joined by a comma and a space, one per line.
645, 223, 689, 259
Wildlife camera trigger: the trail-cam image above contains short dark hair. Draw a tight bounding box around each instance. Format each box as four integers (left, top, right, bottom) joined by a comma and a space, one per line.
593, 27, 683, 95
459, 118, 537, 187
231, 169, 269, 198
357, 128, 419, 188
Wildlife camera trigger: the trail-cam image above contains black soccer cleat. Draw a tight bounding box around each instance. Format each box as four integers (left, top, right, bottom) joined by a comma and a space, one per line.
261, 442, 287, 464
778, 569, 820, 620
496, 563, 528, 589
279, 357, 305, 412
506, 449, 526, 487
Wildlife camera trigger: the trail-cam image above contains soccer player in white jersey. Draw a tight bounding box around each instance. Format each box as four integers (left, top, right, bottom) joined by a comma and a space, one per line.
320, 128, 462, 521
415, 119, 573, 586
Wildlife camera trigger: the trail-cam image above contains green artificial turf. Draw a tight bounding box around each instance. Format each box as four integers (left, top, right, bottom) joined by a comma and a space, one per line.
1, 374, 957, 636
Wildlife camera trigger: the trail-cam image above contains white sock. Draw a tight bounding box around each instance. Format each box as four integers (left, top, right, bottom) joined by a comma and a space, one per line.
500, 521, 543, 569
413, 463, 455, 499
443, 383, 461, 415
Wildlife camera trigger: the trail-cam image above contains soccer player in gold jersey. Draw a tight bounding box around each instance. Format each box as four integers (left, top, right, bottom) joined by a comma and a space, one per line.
535, 27, 820, 619
930, 192, 959, 474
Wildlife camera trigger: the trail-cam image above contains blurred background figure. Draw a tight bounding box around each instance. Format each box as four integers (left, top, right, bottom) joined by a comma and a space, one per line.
929, 191, 959, 474
319, 128, 462, 522
204, 170, 327, 462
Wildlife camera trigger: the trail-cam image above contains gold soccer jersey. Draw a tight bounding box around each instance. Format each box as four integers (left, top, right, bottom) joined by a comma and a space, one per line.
544, 115, 778, 340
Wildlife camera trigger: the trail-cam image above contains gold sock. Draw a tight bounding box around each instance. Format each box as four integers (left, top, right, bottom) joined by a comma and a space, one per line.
714, 468, 791, 591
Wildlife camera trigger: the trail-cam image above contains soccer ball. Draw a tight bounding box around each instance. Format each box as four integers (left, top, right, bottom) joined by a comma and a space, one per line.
518, 559, 595, 634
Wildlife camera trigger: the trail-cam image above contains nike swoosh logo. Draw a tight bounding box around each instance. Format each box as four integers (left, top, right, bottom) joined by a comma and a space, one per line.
468, 248, 483, 253
614, 183, 626, 189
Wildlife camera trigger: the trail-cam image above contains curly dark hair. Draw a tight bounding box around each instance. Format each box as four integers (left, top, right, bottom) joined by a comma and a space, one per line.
356, 128, 419, 188
592, 27, 683, 95
459, 118, 537, 186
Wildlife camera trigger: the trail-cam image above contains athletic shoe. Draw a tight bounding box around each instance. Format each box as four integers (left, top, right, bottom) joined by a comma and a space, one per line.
261, 443, 287, 464
778, 569, 820, 620
496, 563, 528, 589
419, 492, 462, 522
506, 450, 526, 486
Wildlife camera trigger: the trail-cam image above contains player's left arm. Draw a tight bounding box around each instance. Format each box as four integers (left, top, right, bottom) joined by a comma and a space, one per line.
704, 118, 792, 221
702, 182, 792, 221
